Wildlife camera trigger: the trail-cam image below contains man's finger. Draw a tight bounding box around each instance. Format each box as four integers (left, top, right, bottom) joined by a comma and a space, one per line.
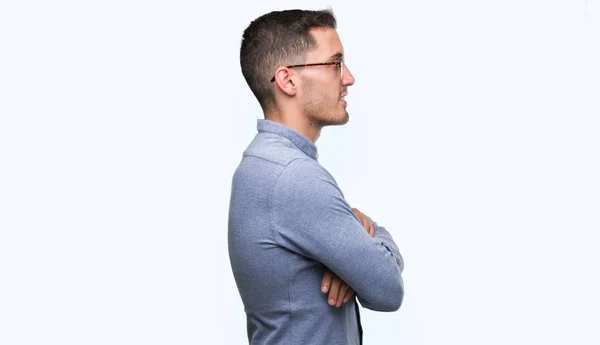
352, 208, 364, 225
328, 275, 342, 306
336, 283, 350, 307
354, 209, 365, 227
368, 222, 375, 237
343, 288, 354, 304
360, 216, 369, 231
321, 269, 333, 293
353, 207, 371, 232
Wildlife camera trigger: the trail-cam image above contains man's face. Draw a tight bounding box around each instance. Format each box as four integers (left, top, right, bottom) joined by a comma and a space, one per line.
299, 28, 355, 127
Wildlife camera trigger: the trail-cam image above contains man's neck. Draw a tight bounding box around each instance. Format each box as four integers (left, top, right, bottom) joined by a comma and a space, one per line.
264, 112, 321, 143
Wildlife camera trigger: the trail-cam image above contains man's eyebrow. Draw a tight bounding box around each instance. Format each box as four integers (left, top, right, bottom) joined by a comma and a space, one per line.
329, 52, 344, 61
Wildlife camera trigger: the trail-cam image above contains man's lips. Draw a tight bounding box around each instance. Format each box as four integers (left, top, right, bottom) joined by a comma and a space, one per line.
340, 93, 348, 106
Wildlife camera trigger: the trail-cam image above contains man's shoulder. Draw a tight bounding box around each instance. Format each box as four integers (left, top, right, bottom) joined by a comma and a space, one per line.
232, 132, 339, 193
273, 158, 340, 203
234, 150, 321, 184
241, 132, 316, 168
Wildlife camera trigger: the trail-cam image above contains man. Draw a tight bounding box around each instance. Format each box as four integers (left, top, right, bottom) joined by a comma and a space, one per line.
228, 9, 404, 345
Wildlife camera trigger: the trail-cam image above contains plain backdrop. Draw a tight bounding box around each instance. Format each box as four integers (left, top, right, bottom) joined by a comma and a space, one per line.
1, 0, 599, 344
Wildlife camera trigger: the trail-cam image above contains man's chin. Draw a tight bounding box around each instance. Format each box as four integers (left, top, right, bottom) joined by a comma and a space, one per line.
309, 111, 350, 127
325, 112, 350, 126
339, 112, 350, 125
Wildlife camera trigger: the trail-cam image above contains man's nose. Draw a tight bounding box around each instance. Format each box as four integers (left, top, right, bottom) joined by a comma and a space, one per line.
342, 64, 355, 86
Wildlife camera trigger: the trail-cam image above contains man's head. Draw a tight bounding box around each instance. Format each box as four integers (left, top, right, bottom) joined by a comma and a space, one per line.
240, 9, 355, 128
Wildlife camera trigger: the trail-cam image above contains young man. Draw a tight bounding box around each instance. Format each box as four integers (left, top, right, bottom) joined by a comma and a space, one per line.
228, 9, 404, 345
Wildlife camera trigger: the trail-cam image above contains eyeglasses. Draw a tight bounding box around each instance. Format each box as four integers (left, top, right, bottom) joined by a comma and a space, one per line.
270, 60, 344, 82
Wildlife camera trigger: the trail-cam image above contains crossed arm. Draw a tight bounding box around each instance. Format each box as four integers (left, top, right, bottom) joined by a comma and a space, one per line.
272, 160, 404, 311
321, 207, 375, 308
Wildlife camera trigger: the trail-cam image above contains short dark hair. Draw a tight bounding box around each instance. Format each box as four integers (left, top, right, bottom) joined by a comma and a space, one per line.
240, 9, 337, 111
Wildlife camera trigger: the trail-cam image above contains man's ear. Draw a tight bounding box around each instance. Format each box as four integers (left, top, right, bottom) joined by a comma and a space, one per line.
273, 67, 297, 96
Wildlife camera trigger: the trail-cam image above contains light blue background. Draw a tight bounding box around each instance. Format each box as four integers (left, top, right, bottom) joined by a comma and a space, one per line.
1, 1, 599, 344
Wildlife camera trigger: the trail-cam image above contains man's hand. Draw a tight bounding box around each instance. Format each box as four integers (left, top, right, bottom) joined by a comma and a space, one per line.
352, 207, 375, 237
321, 207, 375, 307
321, 269, 354, 307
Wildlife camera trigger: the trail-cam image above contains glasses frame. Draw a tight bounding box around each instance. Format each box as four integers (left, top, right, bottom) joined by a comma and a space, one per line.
270, 60, 344, 82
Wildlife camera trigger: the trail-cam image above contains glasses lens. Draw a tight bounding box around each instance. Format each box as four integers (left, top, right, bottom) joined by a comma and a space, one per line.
340, 61, 344, 80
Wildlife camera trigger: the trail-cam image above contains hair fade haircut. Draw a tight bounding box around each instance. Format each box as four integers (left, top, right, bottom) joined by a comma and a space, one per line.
240, 9, 337, 111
